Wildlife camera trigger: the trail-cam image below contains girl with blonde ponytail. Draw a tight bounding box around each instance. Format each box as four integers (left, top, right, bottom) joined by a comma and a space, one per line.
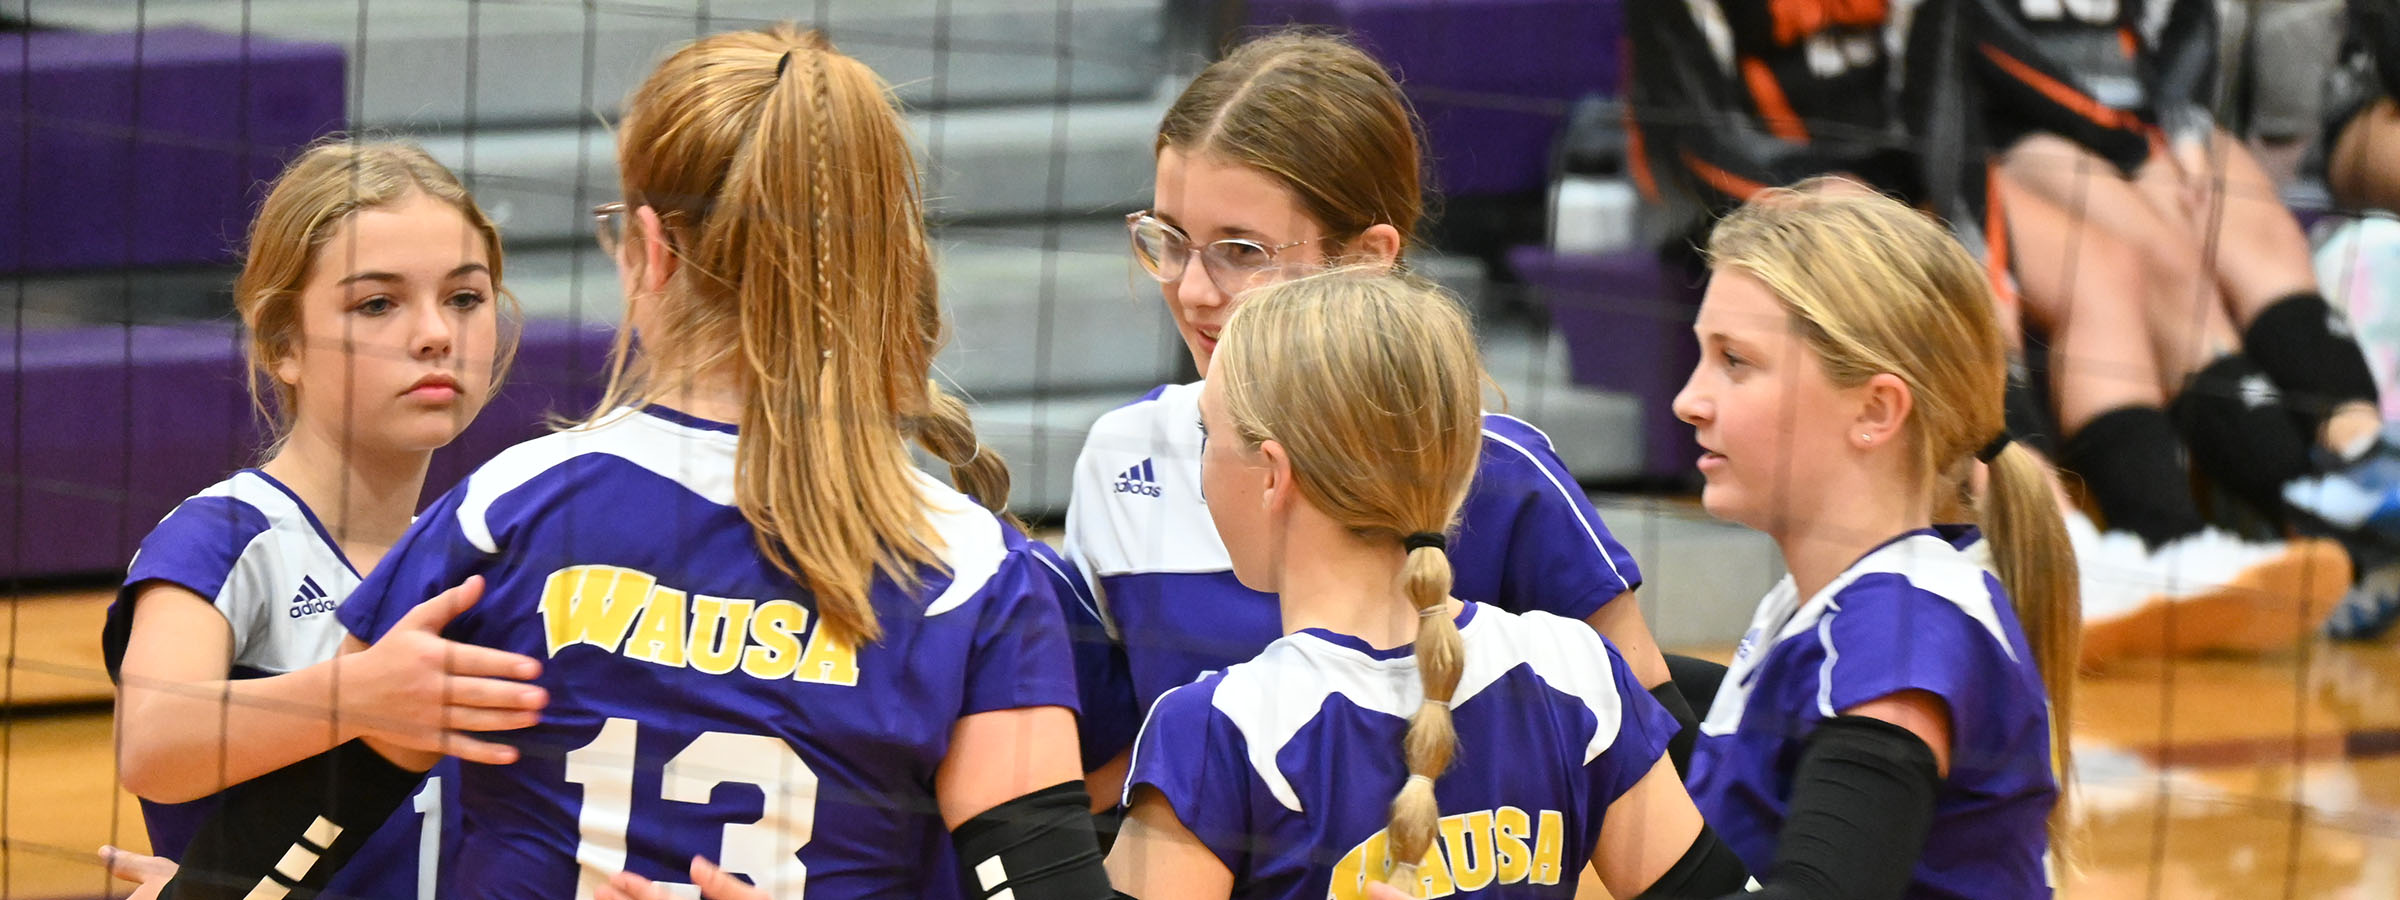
1104, 270, 1753, 900
1674, 182, 2074, 899
1062, 31, 1698, 825
327, 24, 1109, 900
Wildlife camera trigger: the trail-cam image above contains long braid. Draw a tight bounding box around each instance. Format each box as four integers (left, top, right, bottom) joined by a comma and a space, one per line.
1385, 538, 1463, 893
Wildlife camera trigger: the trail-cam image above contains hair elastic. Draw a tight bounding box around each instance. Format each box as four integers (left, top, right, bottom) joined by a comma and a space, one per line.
1401, 532, 1446, 552
775, 49, 795, 79
1975, 432, 2013, 464
1407, 774, 1436, 789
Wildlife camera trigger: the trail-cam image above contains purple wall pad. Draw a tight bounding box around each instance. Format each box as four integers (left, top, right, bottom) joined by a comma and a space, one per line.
1, 319, 616, 581
0, 26, 345, 274
1246, 0, 1623, 196
1511, 245, 1702, 480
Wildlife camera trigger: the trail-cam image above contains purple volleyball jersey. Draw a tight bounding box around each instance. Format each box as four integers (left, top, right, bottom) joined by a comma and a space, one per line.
102, 468, 460, 900
1125, 602, 1677, 900
1687, 526, 2058, 899
1062, 382, 1645, 765
337, 407, 1080, 900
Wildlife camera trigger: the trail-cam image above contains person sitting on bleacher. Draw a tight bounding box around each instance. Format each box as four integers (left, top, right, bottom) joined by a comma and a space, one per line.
1623, 0, 2362, 660
1937, 0, 2400, 573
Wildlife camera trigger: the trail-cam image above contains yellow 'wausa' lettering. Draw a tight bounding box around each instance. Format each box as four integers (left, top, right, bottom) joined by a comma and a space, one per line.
535, 565, 858, 685
1328, 805, 1572, 900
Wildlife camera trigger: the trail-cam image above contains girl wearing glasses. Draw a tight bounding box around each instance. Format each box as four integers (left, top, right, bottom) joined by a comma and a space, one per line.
1060, 32, 1690, 812
1103, 269, 1756, 900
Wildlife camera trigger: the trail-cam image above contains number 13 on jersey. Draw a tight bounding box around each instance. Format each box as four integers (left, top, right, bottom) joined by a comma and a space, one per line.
565, 718, 820, 899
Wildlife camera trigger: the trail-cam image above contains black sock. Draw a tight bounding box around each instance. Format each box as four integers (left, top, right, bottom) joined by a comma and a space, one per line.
2169, 353, 2318, 513
2242, 292, 2381, 433
2060, 406, 2209, 549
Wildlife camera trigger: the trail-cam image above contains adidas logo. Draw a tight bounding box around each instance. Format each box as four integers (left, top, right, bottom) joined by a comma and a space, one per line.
1113, 458, 1164, 498
287, 575, 337, 618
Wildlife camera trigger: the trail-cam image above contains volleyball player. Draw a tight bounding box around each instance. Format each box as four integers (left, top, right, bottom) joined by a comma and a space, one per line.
1629, 0, 2356, 664
131, 24, 1117, 900
1062, 33, 1692, 810
1676, 184, 2071, 897
1101, 269, 1761, 899
99, 139, 541, 900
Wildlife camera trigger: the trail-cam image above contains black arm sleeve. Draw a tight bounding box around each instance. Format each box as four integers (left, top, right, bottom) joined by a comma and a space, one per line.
952, 781, 1114, 900
1649, 681, 1701, 777
1734, 715, 1944, 900
159, 741, 426, 900
1632, 823, 1753, 899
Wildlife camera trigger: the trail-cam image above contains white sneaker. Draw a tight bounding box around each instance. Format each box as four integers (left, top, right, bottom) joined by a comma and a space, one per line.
2067, 509, 2352, 668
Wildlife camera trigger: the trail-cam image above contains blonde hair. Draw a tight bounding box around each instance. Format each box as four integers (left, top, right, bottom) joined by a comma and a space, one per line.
1158, 31, 1424, 255
602, 23, 1010, 645
235, 138, 519, 441
1212, 268, 1483, 891
1706, 180, 2080, 853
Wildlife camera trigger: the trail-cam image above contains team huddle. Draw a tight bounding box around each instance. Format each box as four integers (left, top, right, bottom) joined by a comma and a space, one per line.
93, 6, 2395, 900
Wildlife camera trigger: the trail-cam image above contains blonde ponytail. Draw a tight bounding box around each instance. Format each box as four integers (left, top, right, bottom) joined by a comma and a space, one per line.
1977, 442, 2079, 856
1386, 537, 1463, 892
1708, 180, 2081, 858
1212, 267, 1484, 894
604, 24, 1013, 646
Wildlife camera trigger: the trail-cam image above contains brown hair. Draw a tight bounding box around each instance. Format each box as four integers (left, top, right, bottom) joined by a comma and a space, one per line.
235, 138, 519, 440
1212, 268, 1483, 891
1706, 179, 2081, 852
1158, 31, 1424, 256
601, 23, 1011, 645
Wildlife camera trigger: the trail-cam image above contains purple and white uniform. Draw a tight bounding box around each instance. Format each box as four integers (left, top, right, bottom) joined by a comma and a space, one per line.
1687, 525, 2058, 899
1125, 601, 1677, 900
103, 468, 460, 900
337, 406, 1080, 900
1063, 382, 1645, 765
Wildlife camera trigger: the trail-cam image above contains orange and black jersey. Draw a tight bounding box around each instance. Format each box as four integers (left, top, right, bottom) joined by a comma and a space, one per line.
1936, 0, 2217, 172
1625, 0, 1918, 214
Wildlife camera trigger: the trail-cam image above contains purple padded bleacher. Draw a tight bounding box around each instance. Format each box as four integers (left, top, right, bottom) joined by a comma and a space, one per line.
1510, 246, 1702, 481
1, 320, 616, 581
0, 26, 343, 273
1245, 0, 1623, 197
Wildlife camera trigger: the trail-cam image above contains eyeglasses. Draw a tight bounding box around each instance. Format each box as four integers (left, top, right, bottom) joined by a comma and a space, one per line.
593, 201, 628, 256
1125, 211, 1322, 289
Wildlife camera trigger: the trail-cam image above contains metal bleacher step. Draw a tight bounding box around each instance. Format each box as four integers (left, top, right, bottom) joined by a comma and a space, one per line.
496, 218, 1188, 398
410, 91, 1168, 246
965, 325, 1650, 516
26, 0, 1169, 127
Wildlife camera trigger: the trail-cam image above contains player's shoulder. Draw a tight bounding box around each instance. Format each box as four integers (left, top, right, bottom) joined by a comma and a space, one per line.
1823, 526, 2014, 652
451, 407, 739, 552
1475, 412, 1570, 471
913, 473, 1052, 619
1840, 526, 1998, 611
1455, 604, 1638, 762
139, 470, 316, 559
1458, 606, 1623, 702
1087, 382, 1199, 441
